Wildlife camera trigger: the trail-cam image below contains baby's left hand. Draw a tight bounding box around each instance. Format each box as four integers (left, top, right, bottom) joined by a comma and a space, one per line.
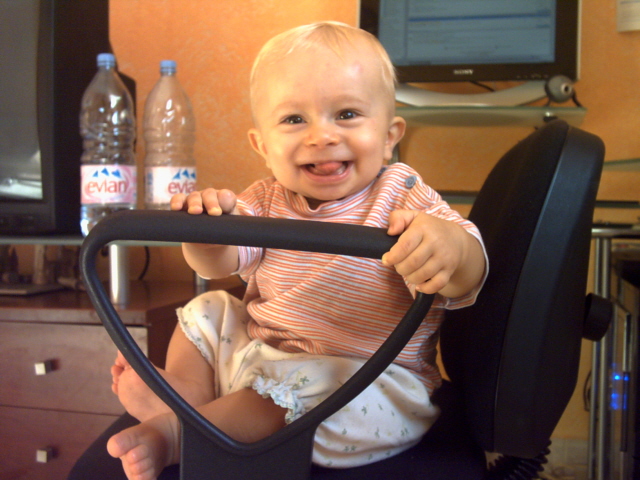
382, 210, 481, 297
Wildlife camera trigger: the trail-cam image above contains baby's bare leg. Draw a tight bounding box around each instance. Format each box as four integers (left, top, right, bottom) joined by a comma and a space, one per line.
112, 324, 216, 422
108, 387, 287, 480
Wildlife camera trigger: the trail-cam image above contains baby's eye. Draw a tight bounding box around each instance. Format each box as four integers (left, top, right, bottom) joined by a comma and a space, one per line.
283, 115, 304, 124
338, 110, 359, 120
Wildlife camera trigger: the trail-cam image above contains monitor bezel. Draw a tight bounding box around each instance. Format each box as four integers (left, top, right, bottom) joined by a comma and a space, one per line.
359, 0, 580, 84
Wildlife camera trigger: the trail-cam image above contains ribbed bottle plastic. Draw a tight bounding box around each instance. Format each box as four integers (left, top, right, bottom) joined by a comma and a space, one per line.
144, 60, 196, 210
79, 53, 137, 236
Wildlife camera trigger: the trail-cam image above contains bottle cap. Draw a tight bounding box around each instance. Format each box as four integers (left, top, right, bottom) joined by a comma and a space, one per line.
160, 60, 177, 75
97, 53, 116, 68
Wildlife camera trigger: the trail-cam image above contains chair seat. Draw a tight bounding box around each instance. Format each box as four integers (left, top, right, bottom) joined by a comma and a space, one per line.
68, 381, 487, 480
310, 381, 486, 479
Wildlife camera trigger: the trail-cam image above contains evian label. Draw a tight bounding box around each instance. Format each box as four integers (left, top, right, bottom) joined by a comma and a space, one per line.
145, 166, 196, 204
81, 165, 137, 205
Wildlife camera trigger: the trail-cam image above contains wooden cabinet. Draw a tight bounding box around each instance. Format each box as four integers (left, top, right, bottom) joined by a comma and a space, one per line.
0, 281, 196, 480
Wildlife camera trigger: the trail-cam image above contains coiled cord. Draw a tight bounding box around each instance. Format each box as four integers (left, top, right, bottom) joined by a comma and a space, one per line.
485, 442, 551, 480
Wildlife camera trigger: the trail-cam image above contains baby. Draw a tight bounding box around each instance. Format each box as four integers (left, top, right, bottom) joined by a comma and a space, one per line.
107, 21, 487, 480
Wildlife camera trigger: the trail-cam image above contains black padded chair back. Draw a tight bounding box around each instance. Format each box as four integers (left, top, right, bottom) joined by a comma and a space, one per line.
441, 119, 605, 458
72, 119, 606, 480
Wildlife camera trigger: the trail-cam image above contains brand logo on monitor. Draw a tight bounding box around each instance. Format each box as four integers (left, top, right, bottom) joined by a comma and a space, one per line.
453, 69, 474, 76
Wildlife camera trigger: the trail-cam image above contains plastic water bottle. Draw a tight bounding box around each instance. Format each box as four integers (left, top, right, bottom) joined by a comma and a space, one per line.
144, 60, 196, 210
79, 53, 137, 236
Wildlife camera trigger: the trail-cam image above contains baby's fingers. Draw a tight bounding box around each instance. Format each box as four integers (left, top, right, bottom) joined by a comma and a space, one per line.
414, 268, 451, 295
170, 189, 237, 216
216, 189, 238, 214
383, 216, 422, 267
201, 188, 237, 216
170, 191, 207, 214
386, 209, 418, 237
170, 193, 189, 211
200, 189, 223, 215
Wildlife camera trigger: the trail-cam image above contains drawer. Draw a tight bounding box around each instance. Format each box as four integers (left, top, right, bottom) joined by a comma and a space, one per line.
0, 405, 119, 480
0, 322, 147, 415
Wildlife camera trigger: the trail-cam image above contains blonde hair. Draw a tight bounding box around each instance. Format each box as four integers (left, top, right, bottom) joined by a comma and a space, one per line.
250, 21, 397, 115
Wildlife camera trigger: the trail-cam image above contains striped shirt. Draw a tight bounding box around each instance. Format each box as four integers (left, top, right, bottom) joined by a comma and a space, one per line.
235, 163, 485, 391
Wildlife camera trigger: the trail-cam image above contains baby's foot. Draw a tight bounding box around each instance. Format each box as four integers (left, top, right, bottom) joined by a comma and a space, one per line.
107, 412, 180, 480
111, 351, 173, 422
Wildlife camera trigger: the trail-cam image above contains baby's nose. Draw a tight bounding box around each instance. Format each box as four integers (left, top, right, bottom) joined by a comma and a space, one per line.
306, 121, 339, 147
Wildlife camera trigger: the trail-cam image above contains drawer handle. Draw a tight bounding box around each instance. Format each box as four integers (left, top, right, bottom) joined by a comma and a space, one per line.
36, 447, 54, 463
34, 360, 54, 376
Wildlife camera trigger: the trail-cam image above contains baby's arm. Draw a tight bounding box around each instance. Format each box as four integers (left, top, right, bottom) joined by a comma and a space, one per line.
170, 188, 240, 279
382, 210, 486, 299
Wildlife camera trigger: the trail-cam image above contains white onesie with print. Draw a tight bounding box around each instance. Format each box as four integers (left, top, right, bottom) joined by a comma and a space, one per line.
178, 290, 439, 468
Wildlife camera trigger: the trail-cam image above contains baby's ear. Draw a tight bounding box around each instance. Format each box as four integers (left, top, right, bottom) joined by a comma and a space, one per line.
383, 116, 406, 161
248, 128, 270, 168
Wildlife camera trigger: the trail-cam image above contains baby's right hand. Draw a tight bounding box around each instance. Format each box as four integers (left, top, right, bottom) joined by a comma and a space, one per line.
170, 188, 238, 216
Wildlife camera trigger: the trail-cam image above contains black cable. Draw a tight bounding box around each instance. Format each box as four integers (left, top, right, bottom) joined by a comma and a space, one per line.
471, 81, 495, 92
486, 443, 550, 480
544, 89, 583, 108
583, 369, 592, 411
571, 91, 583, 107
138, 246, 150, 280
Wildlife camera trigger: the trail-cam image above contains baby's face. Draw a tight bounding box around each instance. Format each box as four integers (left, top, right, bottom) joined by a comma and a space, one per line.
248, 44, 405, 208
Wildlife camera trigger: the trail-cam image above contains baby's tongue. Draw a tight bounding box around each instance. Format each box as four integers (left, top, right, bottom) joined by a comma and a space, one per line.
308, 161, 344, 176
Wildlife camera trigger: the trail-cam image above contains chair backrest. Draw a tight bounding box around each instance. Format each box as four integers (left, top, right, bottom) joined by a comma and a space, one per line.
440, 120, 605, 458
76, 119, 605, 478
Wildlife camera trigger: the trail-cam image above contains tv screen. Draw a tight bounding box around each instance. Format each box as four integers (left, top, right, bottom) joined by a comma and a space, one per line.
359, 0, 579, 84
0, 0, 111, 235
0, 0, 42, 201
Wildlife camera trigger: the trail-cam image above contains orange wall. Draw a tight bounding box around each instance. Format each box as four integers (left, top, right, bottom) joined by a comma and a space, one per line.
110, 0, 640, 242
110, 0, 357, 196
110, 0, 640, 440
109, 0, 640, 306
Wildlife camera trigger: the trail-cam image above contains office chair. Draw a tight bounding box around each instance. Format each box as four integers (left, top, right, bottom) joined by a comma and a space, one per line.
73, 119, 610, 479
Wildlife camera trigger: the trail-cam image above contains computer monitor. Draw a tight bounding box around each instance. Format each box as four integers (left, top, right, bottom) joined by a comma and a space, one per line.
359, 0, 580, 105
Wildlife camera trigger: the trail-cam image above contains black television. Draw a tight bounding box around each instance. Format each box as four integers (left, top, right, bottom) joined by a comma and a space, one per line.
0, 0, 111, 235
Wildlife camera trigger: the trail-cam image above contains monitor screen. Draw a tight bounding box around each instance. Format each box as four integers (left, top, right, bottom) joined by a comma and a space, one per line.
0, 0, 110, 235
0, 0, 42, 200
360, 0, 579, 83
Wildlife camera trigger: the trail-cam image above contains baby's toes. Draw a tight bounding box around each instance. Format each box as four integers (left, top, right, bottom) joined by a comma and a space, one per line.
122, 445, 156, 480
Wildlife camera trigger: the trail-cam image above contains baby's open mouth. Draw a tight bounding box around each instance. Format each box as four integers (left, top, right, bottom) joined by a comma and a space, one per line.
304, 161, 350, 176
